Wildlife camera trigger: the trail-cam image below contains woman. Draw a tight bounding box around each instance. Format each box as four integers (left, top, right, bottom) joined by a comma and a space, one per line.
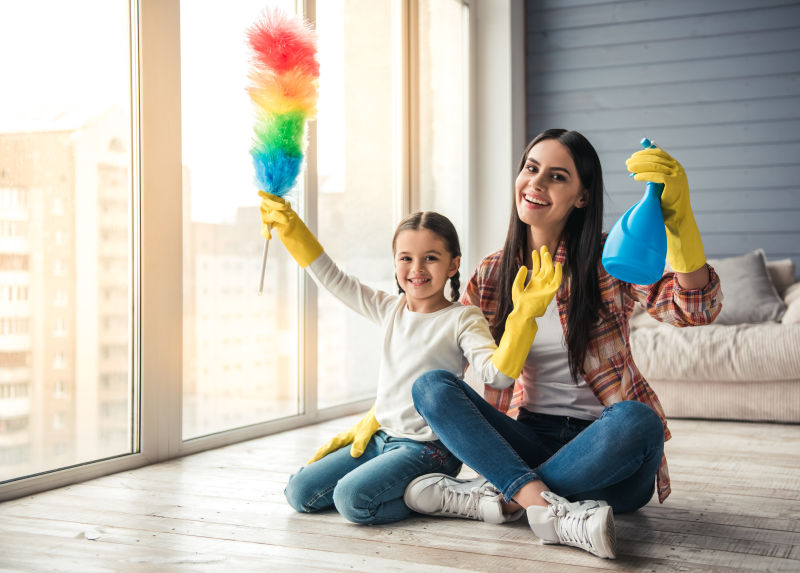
401, 129, 722, 559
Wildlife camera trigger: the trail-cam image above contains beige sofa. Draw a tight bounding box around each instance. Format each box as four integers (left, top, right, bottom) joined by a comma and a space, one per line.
630, 250, 800, 423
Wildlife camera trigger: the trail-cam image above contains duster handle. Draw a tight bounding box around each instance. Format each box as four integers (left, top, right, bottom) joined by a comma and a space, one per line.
257, 237, 270, 295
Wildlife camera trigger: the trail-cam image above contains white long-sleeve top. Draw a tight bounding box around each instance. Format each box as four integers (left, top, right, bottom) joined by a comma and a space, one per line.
307, 252, 514, 441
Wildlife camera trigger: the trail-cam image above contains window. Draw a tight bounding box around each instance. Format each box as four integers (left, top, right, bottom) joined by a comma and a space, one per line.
53, 352, 67, 370
315, 0, 472, 410
51, 198, 64, 216
315, 0, 397, 409
0, 383, 29, 400
180, 0, 299, 440
0, 188, 28, 210
0, 0, 474, 499
54, 380, 68, 398
54, 318, 67, 337
0, 318, 28, 336
54, 289, 68, 307
417, 0, 471, 262
0, 0, 134, 485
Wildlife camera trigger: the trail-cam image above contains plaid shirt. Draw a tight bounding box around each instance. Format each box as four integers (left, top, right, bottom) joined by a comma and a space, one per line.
461, 238, 722, 503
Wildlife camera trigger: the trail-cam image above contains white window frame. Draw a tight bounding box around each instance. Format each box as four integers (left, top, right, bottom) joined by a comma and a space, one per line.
0, 0, 525, 502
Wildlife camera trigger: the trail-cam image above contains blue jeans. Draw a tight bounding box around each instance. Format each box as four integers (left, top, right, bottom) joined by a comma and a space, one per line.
411, 370, 665, 514
284, 430, 461, 524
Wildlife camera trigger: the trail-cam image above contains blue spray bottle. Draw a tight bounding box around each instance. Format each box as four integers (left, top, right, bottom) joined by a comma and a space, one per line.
601, 138, 667, 285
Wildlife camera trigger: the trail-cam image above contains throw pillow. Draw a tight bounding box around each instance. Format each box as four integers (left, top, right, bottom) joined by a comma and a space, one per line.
766, 258, 797, 296
707, 249, 786, 325
783, 283, 800, 325
784, 281, 800, 306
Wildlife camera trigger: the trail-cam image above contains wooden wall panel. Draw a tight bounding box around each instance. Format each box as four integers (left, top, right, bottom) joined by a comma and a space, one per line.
525, 0, 800, 274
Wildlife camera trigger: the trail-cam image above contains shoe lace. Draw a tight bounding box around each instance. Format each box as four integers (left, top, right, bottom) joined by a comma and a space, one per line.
549, 503, 594, 550
440, 485, 483, 519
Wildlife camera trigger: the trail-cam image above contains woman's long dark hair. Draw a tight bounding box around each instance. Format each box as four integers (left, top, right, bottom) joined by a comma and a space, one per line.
491, 129, 604, 382
392, 211, 462, 301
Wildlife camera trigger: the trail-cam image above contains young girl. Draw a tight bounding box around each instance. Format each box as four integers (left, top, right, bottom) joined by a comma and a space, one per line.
258, 192, 561, 525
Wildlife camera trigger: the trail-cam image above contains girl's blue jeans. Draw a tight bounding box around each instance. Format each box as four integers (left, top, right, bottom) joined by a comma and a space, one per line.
411, 370, 665, 514
284, 430, 461, 524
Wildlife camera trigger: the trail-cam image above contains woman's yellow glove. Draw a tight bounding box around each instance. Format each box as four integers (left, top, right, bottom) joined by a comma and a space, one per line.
625, 147, 706, 273
491, 246, 562, 379
307, 405, 380, 464
259, 191, 324, 268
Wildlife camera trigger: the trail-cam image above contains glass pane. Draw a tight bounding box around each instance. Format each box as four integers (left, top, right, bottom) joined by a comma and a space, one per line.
418, 0, 469, 252
0, 0, 133, 481
180, 0, 300, 439
316, 0, 396, 409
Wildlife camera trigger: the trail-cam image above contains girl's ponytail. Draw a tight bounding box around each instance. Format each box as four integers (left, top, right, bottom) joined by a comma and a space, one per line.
449, 270, 461, 302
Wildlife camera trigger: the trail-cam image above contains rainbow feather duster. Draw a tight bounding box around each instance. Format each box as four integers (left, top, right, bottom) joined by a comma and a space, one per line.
247, 8, 319, 197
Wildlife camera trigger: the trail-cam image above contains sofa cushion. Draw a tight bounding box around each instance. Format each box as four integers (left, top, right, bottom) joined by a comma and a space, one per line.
630, 322, 800, 382
707, 249, 786, 324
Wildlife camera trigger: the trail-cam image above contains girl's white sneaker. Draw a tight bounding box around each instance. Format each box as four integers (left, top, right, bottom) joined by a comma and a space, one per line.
403, 473, 524, 524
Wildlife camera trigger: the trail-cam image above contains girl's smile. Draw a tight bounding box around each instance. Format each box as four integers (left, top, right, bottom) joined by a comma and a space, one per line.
406, 276, 432, 287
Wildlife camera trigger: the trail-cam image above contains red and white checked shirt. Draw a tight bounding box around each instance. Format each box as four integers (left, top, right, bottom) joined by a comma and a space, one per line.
461, 238, 722, 503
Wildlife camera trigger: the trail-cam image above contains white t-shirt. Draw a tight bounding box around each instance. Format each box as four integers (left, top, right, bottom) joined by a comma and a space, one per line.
519, 296, 604, 421
307, 252, 514, 441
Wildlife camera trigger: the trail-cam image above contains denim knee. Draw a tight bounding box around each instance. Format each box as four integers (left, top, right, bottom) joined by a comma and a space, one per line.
332, 478, 377, 524
412, 369, 458, 415
607, 400, 664, 446
284, 468, 331, 514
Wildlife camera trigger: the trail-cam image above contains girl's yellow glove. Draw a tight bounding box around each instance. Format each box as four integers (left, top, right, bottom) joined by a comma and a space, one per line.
307, 405, 380, 464
491, 246, 562, 379
259, 191, 324, 268
625, 147, 706, 273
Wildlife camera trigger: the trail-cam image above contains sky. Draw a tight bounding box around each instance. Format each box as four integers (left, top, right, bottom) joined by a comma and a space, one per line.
0, 0, 128, 127
0, 0, 320, 224
179, 0, 296, 223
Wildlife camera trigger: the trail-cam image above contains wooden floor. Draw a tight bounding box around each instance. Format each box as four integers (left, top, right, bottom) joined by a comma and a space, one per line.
1, 416, 799, 572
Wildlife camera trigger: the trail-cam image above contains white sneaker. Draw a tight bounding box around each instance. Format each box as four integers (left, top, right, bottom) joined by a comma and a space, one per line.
526, 491, 616, 559
403, 474, 524, 525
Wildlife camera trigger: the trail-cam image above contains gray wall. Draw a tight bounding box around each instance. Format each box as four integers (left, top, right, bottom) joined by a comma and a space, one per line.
525, 0, 800, 275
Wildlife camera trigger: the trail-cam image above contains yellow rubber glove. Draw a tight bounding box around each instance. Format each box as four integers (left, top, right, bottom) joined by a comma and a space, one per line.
307, 405, 380, 464
491, 246, 562, 379
625, 147, 706, 273
258, 191, 324, 268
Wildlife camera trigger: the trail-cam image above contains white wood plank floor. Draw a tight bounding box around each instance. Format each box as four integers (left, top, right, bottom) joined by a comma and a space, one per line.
1, 416, 799, 572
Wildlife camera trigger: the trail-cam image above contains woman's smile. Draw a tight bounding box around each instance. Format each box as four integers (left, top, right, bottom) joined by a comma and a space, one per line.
521, 192, 551, 209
